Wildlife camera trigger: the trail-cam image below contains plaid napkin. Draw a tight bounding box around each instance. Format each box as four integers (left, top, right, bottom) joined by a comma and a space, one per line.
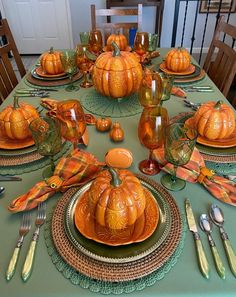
153, 147, 236, 206
8, 149, 105, 213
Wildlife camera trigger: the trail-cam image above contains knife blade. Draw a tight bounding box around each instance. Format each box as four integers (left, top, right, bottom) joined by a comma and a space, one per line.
0, 176, 22, 181
185, 199, 210, 279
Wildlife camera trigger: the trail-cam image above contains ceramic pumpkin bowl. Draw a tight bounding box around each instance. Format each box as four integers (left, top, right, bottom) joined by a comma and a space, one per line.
0, 96, 39, 149
40, 47, 64, 75
185, 100, 236, 148
92, 41, 142, 99
164, 47, 191, 73
74, 167, 159, 246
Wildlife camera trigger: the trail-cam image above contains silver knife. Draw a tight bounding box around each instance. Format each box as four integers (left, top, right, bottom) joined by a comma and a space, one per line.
185, 199, 210, 279
0, 176, 22, 181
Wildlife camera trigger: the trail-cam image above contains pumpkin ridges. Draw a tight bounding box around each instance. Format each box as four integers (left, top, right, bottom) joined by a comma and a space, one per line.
193, 101, 235, 140
88, 169, 146, 230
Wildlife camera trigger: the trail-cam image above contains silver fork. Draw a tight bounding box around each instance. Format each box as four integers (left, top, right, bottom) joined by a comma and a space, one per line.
22, 202, 46, 281
6, 212, 31, 281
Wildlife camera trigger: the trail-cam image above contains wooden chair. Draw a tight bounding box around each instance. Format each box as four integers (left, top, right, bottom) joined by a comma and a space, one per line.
0, 18, 26, 103
90, 4, 142, 42
203, 16, 236, 102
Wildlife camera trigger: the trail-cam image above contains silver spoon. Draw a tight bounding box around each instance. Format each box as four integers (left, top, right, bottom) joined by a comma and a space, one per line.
210, 204, 236, 277
199, 214, 225, 279
0, 186, 5, 196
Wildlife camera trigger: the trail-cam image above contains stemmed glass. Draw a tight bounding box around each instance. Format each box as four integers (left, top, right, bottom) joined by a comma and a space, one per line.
88, 30, 103, 55
56, 99, 86, 150
76, 45, 94, 88
159, 72, 174, 105
138, 106, 169, 175
60, 50, 79, 92
29, 116, 62, 178
134, 32, 149, 57
138, 68, 163, 107
161, 122, 198, 191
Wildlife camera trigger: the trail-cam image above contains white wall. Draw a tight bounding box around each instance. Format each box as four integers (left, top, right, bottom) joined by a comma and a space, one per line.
69, 0, 236, 51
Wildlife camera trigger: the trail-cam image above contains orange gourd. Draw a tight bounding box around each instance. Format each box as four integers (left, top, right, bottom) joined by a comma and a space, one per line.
96, 117, 112, 132
193, 100, 235, 140
109, 122, 124, 142
165, 48, 191, 72
92, 42, 142, 98
106, 33, 128, 51
0, 96, 39, 140
40, 47, 64, 75
88, 168, 146, 230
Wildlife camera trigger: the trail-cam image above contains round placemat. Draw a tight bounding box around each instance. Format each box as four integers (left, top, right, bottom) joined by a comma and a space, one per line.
0, 142, 71, 175
26, 71, 83, 87
51, 174, 182, 282
80, 89, 142, 118
45, 213, 186, 295
171, 112, 236, 176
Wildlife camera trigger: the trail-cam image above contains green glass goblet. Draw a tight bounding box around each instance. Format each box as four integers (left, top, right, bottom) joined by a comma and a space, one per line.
161, 122, 198, 191
60, 50, 79, 92
29, 116, 62, 179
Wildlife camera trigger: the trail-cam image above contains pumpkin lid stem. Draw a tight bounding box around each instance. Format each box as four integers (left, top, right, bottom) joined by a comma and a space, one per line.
108, 167, 122, 187
13, 96, 20, 108
49, 46, 54, 54
111, 41, 120, 57
214, 100, 223, 109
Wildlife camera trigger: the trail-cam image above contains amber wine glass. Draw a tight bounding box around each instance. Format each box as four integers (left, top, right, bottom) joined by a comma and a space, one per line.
76, 45, 94, 88
29, 116, 62, 178
139, 68, 163, 107
88, 30, 103, 55
161, 122, 198, 191
56, 99, 86, 150
60, 50, 79, 92
138, 106, 169, 175
134, 32, 149, 57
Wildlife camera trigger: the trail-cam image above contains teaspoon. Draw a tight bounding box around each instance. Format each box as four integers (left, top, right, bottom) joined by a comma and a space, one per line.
199, 214, 225, 279
0, 186, 5, 196
210, 204, 236, 277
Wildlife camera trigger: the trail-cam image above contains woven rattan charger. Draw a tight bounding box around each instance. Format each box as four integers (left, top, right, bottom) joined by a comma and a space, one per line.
51, 174, 182, 282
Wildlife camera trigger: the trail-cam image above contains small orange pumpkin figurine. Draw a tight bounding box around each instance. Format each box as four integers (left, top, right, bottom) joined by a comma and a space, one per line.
96, 117, 112, 132
109, 122, 124, 142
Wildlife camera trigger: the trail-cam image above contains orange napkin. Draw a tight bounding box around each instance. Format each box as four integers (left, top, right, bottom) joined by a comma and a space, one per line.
8, 149, 105, 213
153, 147, 236, 206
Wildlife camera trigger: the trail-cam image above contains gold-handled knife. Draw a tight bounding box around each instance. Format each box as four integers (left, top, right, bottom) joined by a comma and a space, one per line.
185, 199, 210, 279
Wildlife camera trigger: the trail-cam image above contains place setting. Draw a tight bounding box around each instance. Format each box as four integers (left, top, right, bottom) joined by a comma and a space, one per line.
26, 47, 83, 89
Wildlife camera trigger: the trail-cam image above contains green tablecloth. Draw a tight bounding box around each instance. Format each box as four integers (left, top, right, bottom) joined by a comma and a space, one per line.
0, 49, 236, 297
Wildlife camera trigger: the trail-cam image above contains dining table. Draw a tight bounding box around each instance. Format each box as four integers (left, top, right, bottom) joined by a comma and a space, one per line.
0, 48, 236, 297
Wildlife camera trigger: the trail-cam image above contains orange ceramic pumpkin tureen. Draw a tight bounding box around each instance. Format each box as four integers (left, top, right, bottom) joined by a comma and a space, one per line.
74, 167, 159, 246
92, 41, 142, 99
0, 96, 39, 149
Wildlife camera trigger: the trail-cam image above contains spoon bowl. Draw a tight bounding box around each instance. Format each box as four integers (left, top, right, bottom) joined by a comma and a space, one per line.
199, 214, 212, 233
209, 204, 224, 226
0, 186, 5, 196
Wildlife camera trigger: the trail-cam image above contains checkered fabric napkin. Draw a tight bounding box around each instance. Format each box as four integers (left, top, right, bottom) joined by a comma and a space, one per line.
8, 149, 105, 213
153, 147, 236, 206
